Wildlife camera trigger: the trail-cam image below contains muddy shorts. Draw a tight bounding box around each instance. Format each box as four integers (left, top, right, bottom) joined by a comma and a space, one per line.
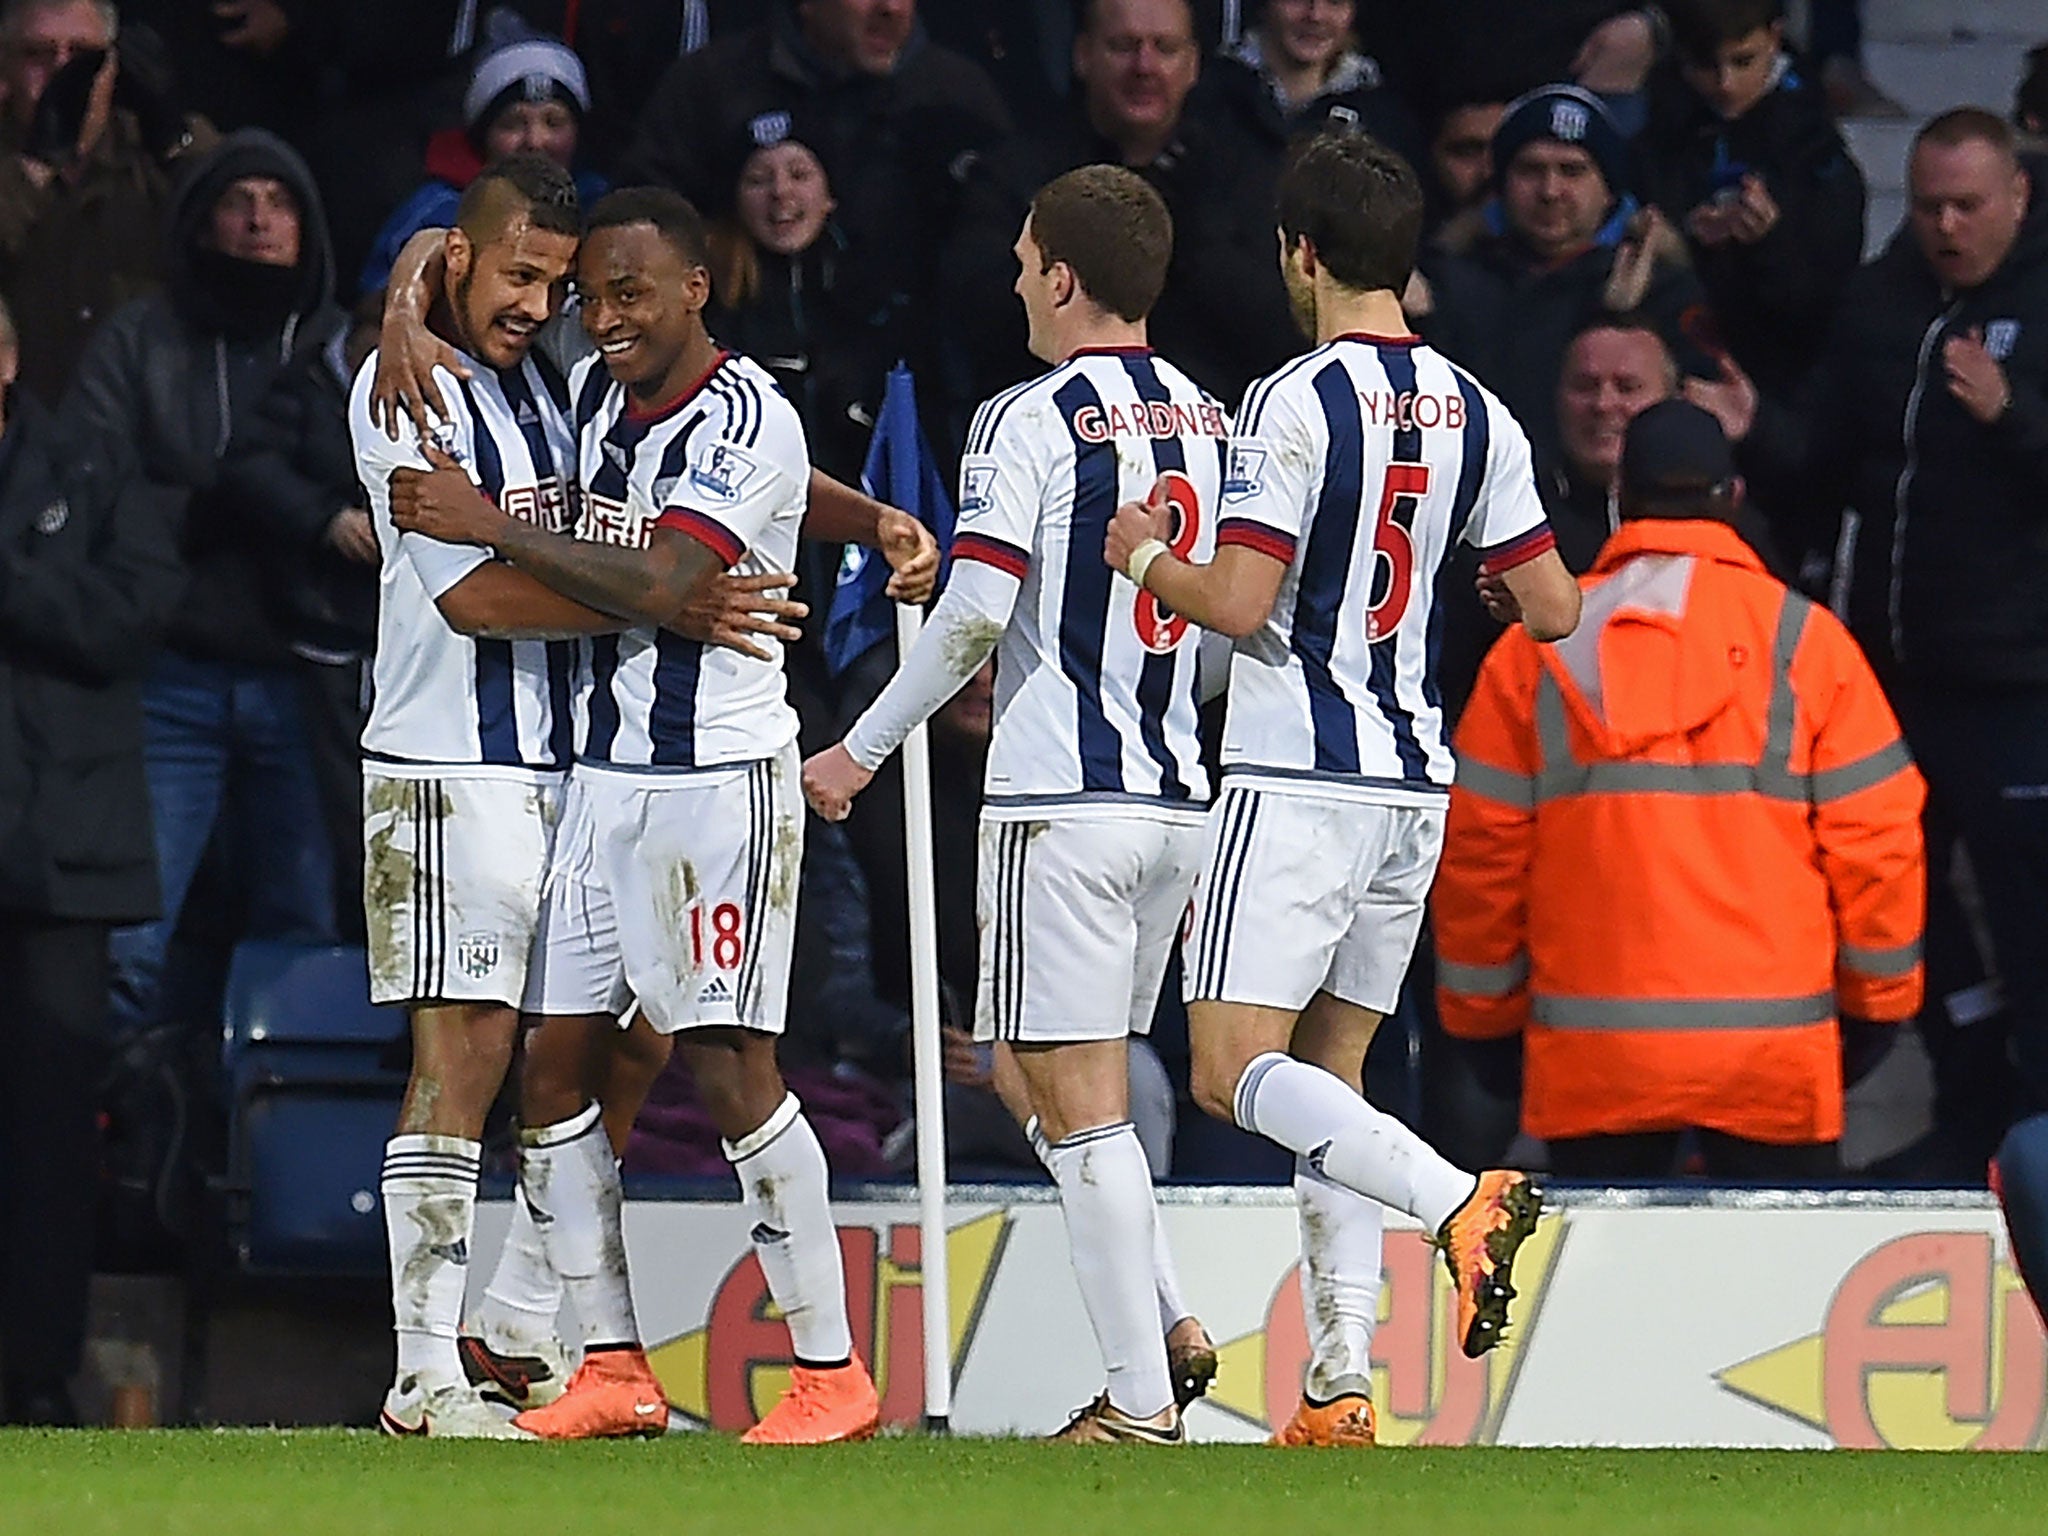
361, 767, 564, 1008
521, 745, 801, 1034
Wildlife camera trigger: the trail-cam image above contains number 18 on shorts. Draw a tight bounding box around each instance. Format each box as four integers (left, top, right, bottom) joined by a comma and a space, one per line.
524, 746, 804, 1034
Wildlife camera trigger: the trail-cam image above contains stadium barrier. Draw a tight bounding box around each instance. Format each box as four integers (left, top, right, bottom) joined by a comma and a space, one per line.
472, 1185, 2040, 1449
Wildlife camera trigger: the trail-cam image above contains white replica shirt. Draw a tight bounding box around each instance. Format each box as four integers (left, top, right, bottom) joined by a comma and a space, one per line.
1216, 332, 1554, 802
351, 348, 578, 776
847, 346, 1226, 821
567, 350, 805, 771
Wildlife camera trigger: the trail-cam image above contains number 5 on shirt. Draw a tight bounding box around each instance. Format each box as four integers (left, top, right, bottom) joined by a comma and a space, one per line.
1366, 461, 1430, 643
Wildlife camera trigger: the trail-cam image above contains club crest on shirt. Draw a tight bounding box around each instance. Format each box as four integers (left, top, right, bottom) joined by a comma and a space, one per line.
1985, 320, 2022, 361
1222, 445, 1267, 501
689, 443, 759, 505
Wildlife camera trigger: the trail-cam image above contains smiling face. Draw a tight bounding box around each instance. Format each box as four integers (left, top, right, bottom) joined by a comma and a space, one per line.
483, 98, 579, 169
444, 212, 577, 370
1558, 326, 1675, 480
1262, 0, 1353, 74
736, 141, 835, 257
1012, 215, 1062, 363
577, 220, 711, 396
1075, 0, 1199, 152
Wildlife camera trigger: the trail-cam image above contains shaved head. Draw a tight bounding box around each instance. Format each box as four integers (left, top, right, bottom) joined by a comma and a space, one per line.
455, 153, 581, 252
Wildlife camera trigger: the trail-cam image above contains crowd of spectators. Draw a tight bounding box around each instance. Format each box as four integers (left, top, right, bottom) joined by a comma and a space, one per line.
3, 0, 2048, 1419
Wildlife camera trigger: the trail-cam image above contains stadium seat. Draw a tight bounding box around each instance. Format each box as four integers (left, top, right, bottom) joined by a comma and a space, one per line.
220, 943, 407, 1276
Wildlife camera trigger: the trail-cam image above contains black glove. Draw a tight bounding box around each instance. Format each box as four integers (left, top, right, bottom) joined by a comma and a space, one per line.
22, 47, 105, 166
110, 24, 189, 162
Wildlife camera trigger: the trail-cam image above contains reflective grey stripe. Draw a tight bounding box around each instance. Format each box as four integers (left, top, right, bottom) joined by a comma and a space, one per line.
1753, 594, 1811, 801
1531, 992, 1835, 1030
1454, 757, 1535, 808
1439, 954, 1529, 997
1530, 591, 1845, 805
1578, 762, 1764, 796
1534, 673, 1586, 802
1840, 939, 1922, 978
1810, 741, 1913, 804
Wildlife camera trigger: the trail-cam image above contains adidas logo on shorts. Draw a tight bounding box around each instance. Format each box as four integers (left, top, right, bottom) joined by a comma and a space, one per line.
698, 975, 734, 1006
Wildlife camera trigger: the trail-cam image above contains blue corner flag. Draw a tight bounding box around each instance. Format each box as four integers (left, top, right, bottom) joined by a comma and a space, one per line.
824, 363, 955, 678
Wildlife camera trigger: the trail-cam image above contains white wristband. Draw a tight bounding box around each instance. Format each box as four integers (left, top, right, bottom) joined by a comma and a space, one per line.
1127, 538, 1170, 588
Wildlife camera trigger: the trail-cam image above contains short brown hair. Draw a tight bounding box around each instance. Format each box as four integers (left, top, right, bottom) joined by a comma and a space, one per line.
1277, 128, 1424, 294
1027, 165, 1172, 323
1916, 107, 2019, 161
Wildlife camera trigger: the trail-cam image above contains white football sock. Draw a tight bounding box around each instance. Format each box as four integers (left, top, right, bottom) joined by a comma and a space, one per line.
381, 1134, 480, 1392
1046, 1121, 1174, 1421
1152, 1207, 1192, 1335
1235, 1052, 1477, 1233
1032, 1114, 1188, 1334
522, 1102, 639, 1348
726, 1094, 854, 1367
474, 1188, 563, 1353
1295, 1154, 1385, 1402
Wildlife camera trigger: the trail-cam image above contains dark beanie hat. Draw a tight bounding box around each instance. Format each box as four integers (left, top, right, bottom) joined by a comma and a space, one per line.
1492, 84, 1630, 195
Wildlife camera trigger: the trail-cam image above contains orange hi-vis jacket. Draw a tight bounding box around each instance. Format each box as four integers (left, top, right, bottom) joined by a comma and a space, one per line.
1433, 519, 1926, 1145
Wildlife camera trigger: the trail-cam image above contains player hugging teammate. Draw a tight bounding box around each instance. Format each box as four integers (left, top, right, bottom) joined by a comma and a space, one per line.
355, 128, 1576, 1446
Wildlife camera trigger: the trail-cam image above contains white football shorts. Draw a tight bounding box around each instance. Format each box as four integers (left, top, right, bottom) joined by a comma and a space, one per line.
1182, 782, 1445, 1014
522, 744, 801, 1034
361, 767, 564, 1008
974, 812, 1205, 1046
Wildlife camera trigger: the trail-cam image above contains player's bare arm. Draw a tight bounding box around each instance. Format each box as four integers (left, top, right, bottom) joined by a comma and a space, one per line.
488, 514, 731, 635
391, 444, 805, 657
373, 226, 466, 439
1104, 489, 1286, 639
806, 473, 939, 604
1492, 548, 1581, 642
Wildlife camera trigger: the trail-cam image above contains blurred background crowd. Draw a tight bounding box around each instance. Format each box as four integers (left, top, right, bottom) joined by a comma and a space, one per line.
3, 0, 2048, 1422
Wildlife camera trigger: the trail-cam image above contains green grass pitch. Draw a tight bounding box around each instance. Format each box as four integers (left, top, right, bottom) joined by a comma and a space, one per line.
5, 1431, 2046, 1536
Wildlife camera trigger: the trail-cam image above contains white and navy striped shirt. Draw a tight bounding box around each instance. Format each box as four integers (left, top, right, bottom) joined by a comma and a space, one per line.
352, 350, 579, 775
1217, 333, 1553, 801
955, 347, 1226, 818
568, 351, 804, 771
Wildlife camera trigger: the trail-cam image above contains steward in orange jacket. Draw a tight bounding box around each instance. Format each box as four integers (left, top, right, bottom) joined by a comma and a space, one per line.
1434, 402, 1924, 1174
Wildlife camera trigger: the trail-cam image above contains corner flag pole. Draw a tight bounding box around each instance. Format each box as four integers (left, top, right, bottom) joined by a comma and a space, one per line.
896, 600, 952, 1433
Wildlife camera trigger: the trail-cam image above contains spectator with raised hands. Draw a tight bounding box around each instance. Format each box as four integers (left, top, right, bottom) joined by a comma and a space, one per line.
1416, 83, 1708, 469
0, 0, 209, 404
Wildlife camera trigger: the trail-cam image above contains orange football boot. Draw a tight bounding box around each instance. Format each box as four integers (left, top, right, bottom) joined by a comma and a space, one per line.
1270, 1393, 1376, 1447
1437, 1170, 1542, 1358
511, 1347, 668, 1439
740, 1357, 880, 1445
